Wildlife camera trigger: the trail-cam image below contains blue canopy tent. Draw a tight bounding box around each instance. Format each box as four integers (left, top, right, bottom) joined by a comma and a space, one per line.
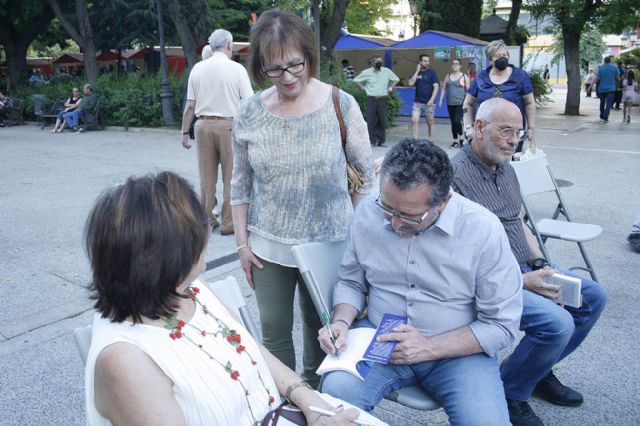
389, 31, 488, 117
333, 33, 393, 74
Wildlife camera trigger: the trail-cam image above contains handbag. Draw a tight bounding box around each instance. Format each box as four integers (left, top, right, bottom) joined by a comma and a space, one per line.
332, 86, 364, 195
261, 401, 307, 425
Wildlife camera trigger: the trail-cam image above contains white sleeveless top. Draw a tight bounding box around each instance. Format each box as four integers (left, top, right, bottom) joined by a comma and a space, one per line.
85, 282, 280, 425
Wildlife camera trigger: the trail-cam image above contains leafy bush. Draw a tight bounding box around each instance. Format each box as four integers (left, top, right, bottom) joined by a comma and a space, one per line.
9, 72, 186, 127
527, 66, 553, 106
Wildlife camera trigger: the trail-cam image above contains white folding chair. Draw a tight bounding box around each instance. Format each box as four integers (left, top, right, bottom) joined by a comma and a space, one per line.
292, 241, 441, 411
511, 154, 602, 281
73, 276, 259, 365
201, 276, 261, 343
73, 324, 93, 365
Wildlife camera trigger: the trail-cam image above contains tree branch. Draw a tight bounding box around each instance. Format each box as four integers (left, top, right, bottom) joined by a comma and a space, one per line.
46, 0, 84, 45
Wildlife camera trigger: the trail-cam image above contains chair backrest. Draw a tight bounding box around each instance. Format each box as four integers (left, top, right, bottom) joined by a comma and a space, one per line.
32, 94, 45, 115
291, 240, 347, 319
73, 324, 93, 365
73, 276, 260, 366
510, 154, 556, 197
202, 276, 261, 342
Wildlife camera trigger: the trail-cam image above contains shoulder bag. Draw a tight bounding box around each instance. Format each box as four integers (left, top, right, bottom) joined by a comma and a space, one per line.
332, 86, 364, 195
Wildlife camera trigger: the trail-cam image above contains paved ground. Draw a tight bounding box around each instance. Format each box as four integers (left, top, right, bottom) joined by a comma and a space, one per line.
0, 86, 638, 425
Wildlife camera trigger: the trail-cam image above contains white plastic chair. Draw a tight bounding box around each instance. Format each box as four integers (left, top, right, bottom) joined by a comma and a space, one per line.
73, 276, 258, 365
511, 154, 602, 281
291, 241, 441, 411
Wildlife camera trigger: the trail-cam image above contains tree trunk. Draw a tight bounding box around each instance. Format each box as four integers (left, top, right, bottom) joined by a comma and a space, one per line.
76, 0, 98, 84
47, 0, 98, 84
0, 5, 54, 90
320, 0, 350, 60
166, 0, 199, 74
562, 26, 582, 115
504, 0, 522, 44
4, 42, 29, 92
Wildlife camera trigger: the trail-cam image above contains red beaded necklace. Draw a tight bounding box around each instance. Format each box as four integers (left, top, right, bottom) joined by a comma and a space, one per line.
164, 286, 276, 425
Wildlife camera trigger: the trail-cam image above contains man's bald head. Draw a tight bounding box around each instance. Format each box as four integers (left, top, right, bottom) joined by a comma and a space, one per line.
472, 98, 523, 169
476, 98, 521, 124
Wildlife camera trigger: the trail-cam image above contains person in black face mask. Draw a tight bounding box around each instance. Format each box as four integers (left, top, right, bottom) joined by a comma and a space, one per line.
353, 55, 400, 147
462, 39, 536, 153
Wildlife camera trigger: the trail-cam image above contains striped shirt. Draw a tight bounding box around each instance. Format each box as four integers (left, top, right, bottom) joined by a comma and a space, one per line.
450, 144, 530, 268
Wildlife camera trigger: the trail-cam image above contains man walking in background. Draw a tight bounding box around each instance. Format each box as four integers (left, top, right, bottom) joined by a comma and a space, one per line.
409, 54, 439, 139
594, 56, 620, 123
353, 55, 399, 147
180, 29, 253, 235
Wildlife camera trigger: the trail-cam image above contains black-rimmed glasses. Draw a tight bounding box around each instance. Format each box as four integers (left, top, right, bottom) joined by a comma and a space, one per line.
262, 60, 305, 78
375, 194, 431, 225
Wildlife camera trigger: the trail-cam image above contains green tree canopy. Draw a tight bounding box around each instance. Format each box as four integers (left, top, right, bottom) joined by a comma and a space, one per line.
419, 0, 483, 37
549, 26, 607, 71
344, 0, 394, 35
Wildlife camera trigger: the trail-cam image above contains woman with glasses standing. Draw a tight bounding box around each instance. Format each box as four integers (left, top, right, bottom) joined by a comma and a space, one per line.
438, 59, 470, 148
462, 39, 536, 152
231, 8, 373, 389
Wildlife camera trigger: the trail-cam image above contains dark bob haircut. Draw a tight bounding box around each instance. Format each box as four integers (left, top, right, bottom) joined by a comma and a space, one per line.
85, 171, 209, 323
381, 138, 452, 207
248, 8, 318, 86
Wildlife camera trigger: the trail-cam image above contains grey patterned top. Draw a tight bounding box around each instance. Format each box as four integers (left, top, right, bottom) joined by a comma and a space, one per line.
231, 89, 374, 244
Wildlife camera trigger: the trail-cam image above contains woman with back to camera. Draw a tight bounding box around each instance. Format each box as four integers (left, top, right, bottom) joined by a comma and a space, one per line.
51, 87, 81, 133
438, 58, 470, 148
84, 171, 361, 425
622, 70, 637, 123
463, 39, 536, 152
231, 9, 374, 389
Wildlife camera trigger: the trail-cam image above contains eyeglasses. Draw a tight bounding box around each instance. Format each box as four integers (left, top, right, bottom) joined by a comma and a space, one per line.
262, 60, 305, 78
375, 194, 431, 225
487, 122, 525, 139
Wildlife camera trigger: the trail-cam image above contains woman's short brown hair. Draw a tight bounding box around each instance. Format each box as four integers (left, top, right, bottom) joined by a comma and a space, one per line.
85, 171, 209, 323
248, 8, 318, 86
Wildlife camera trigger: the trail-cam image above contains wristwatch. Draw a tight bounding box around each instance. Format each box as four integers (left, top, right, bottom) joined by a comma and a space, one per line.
529, 257, 549, 270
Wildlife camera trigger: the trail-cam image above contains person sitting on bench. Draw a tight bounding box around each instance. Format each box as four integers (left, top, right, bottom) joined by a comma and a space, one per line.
63, 83, 96, 132
52, 87, 81, 133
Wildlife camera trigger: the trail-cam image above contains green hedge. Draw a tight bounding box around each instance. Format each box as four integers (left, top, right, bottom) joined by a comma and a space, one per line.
9, 64, 402, 128
10, 72, 187, 127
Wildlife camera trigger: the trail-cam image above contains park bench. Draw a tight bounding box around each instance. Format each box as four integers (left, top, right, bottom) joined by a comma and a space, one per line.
80, 101, 101, 131
33, 95, 65, 129
4, 98, 25, 126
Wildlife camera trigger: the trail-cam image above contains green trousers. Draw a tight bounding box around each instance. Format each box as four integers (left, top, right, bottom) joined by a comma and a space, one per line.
252, 257, 324, 388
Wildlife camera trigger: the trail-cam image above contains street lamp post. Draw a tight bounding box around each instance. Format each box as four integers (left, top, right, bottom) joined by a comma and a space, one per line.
155, 0, 175, 126
408, 0, 419, 37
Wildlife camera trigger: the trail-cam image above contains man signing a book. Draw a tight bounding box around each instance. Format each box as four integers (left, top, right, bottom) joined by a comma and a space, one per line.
451, 98, 607, 426
319, 139, 523, 425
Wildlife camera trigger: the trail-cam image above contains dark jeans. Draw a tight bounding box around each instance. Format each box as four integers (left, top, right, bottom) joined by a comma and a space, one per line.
585, 83, 592, 97
447, 104, 463, 140
599, 91, 615, 120
366, 96, 388, 145
502, 263, 607, 400
613, 89, 623, 109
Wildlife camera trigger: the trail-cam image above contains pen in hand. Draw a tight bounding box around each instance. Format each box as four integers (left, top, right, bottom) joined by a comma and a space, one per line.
308, 405, 374, 426
322, 311, 341, 357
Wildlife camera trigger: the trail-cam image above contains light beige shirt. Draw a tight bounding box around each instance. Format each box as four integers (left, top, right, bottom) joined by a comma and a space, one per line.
187, 51, 253, 117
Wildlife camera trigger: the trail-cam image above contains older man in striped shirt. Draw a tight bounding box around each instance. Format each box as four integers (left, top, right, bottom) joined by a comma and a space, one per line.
451, 98, 607, 426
